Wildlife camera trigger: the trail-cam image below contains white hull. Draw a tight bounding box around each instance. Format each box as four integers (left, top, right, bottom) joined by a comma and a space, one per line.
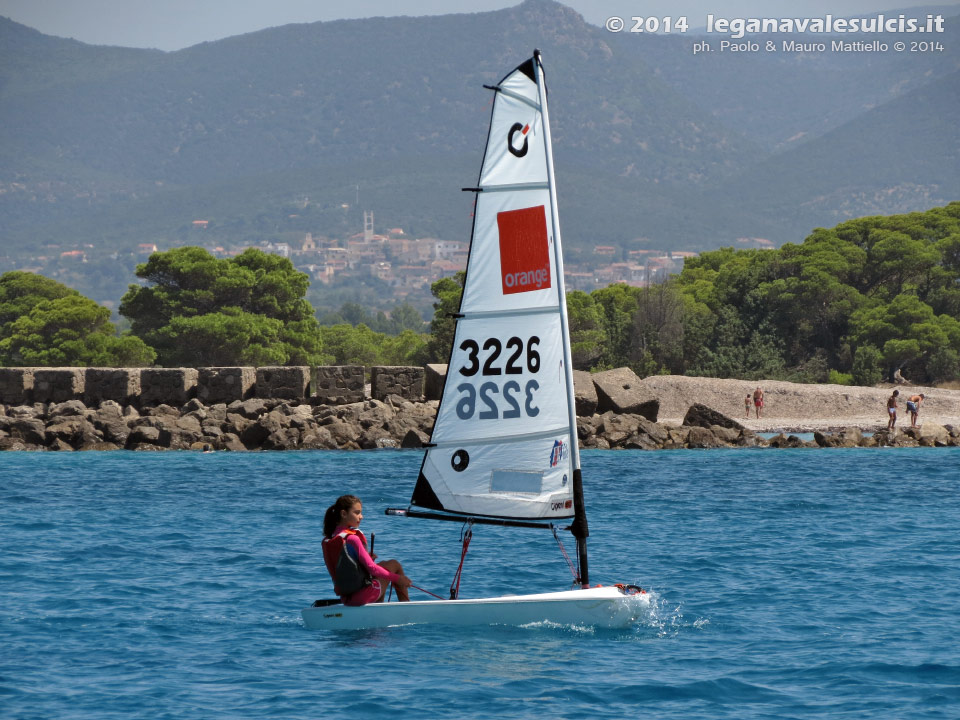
301, 586, 647, 631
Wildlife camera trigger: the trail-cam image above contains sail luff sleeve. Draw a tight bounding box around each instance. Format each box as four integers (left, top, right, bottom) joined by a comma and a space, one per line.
533, 51, 580, 476
534, 50, 589, 587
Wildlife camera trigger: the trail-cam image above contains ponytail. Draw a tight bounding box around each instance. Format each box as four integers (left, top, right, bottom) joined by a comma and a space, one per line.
322, 506, 339, 539
323, 494, 362, 538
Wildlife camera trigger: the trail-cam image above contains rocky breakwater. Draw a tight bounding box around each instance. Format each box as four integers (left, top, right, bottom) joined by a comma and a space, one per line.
4, 366, 959, 452
814, 424, 959, 448
0, 386, 765, 453
0, 397, 438, 452
763, 425, 960, 448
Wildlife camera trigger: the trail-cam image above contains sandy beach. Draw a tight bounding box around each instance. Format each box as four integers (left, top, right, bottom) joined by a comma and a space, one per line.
642, 375, 960, 434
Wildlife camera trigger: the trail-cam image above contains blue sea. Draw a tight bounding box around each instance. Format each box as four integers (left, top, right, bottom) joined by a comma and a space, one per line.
2, 448, 958, 719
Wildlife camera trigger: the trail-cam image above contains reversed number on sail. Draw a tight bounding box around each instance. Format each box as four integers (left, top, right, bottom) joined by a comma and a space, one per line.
455, 336, 540, 419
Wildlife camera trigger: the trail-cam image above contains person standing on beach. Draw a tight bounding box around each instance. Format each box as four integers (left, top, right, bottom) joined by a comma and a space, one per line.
753, 387, 764, 419
887, 390, 900, 430
906, 393, 925, 428
745, 394, 752, 419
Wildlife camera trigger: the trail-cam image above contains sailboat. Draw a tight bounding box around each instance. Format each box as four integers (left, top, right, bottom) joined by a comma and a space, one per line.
302, 51, 646, 631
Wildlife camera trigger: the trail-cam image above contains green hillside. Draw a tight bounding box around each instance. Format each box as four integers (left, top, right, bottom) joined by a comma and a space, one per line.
0, 1, 761, 255
0, 0, 957, 274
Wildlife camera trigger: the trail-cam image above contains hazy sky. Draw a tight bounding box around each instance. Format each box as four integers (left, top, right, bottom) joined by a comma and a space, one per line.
2, 0, 955, 51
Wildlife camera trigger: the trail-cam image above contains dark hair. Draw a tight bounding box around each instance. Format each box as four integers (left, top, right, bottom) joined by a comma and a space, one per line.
324, 494, 362, 538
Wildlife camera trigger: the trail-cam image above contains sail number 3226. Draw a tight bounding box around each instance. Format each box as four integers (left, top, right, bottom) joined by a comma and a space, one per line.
455, 336, 540, 420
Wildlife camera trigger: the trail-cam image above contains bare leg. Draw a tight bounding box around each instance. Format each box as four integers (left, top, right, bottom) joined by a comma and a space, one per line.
378, 559, 410, 602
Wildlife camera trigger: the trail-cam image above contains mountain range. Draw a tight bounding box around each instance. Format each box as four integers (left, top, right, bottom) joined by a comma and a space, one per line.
1, 0, 958, 269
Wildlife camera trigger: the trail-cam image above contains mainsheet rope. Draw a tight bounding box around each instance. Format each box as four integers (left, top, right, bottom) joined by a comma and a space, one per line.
449, 523, 473, 599
552, 525, 580, 583
385, 525, 474, 602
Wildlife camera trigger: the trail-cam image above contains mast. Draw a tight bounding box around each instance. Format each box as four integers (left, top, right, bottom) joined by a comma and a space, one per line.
533, 50, 589, 588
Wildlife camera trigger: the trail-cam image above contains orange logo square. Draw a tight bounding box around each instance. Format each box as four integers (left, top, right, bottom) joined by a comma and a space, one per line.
497, 205, 551, 295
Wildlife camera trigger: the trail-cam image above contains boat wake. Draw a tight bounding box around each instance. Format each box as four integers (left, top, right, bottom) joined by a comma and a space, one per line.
628, 588, 710, 639
516, 619, 599, 634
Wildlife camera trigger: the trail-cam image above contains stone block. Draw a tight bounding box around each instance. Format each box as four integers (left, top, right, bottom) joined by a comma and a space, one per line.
33, 368, 85, 403
255, 366, 310, 400
686, 426, 723, 448
197, 367, 255, 404
0, 367, 35, 405
592, 367, 659, 421
312, 366, 365, 405
572, 369, 598, 416
371, 366, 424, 402
682, 402, 743, 431
424, 364, 447, 401
140, 368, 198, 406
84, 368, 142, 406
917, 423, 950, 446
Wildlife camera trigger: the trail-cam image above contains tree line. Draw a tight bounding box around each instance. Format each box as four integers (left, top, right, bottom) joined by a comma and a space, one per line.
571, 201, 960, 386
2, 202, 959, 386
0, 247, 430, 369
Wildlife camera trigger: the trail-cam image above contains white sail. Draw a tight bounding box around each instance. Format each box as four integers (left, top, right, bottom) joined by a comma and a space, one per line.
411, 56, 579, 521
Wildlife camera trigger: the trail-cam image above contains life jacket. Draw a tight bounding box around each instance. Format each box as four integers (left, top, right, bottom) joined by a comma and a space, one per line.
322, 527, 372, 596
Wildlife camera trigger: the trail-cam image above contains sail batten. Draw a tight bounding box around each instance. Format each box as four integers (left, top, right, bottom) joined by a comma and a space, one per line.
474, 181, 550, 193
458, 306, 559, 320
491, 86, 541, 110
427, 426, 571, 449
412, 53, 578, 524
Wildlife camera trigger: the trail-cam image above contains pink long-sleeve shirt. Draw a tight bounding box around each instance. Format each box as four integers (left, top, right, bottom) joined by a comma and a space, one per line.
337, 528, 402, 606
